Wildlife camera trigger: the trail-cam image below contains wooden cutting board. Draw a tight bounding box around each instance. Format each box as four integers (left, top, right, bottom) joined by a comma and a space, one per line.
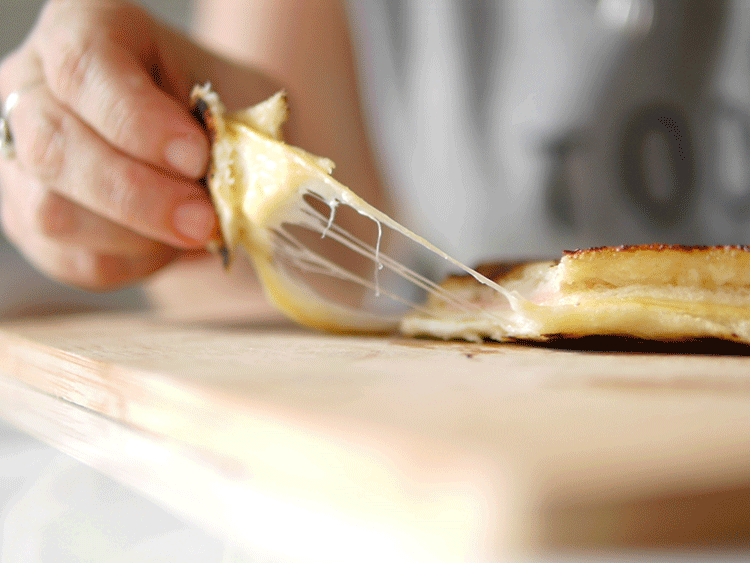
2, 284, 750, 561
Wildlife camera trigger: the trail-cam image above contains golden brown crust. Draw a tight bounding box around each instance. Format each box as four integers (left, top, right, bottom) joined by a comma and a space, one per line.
446, 259, 557, 284
556, 244, 750, 291
190, 96, 219, 144
562, 244, 750, 258
190, 89, 229, 266
445, 245, 750, 285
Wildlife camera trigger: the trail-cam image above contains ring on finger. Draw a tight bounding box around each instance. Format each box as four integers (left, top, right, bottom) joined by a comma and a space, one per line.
1, 80, 45, 160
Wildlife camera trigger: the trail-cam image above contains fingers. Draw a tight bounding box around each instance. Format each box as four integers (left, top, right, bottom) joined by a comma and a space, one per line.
33, 0, 209, 179
10, 179, 165, 255
17, 234, 177, 291
0, 165, 178, 290
0, 0, 231, 290
9, 85, 217, 248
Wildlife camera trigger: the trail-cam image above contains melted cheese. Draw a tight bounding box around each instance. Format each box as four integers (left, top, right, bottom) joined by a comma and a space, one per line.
400, 259, 750, 344
191, 84, 522, 332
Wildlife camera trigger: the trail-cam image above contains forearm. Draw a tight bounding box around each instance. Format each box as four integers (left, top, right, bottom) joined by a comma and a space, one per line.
190, 0, 385, 211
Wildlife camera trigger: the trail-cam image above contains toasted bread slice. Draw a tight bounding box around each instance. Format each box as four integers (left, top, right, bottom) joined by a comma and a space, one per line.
400, 245, 750, 344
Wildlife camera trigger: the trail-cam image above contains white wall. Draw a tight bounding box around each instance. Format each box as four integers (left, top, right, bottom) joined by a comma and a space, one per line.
1, 0, 193, 55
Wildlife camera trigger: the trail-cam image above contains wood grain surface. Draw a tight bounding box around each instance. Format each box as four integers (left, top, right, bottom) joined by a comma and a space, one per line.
2, 275, 750, 561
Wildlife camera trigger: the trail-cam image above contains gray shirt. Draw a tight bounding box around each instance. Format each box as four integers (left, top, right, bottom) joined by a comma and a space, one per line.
347, 0, 750, 267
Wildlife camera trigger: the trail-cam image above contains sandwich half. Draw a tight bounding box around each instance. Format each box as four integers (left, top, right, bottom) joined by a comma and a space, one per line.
400, 244, 750, 344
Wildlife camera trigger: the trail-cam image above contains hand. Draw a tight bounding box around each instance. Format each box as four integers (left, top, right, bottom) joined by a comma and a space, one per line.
0, 0, 252, 290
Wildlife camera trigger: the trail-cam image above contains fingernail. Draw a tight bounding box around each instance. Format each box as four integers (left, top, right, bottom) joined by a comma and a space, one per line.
165, 135, 208, 178
173, 201, 216, 243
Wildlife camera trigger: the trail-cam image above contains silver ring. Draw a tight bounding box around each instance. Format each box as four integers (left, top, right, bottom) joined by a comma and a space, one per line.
1, 80, 44, 160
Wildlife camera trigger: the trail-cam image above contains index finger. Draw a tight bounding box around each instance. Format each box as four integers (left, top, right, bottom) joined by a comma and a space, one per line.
34, 1, 208, 179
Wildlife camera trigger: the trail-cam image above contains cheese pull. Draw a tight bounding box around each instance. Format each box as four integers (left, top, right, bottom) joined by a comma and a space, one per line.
190, 84, 519, 333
